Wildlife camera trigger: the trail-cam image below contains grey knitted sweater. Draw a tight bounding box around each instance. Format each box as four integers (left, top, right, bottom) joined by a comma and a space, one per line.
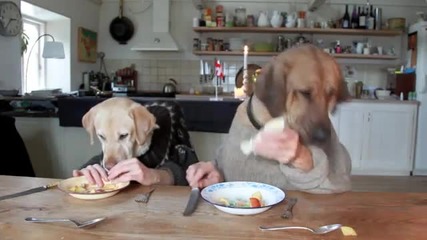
214, 98, 352, 194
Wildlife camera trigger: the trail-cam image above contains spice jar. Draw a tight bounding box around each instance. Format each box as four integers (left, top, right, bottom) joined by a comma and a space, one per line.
235, 7, 247, 26
247, 15, 255, 27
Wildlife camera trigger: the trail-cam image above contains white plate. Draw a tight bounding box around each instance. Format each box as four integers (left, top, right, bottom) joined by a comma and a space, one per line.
201, 181, 285, 215
58, 176, 130, 200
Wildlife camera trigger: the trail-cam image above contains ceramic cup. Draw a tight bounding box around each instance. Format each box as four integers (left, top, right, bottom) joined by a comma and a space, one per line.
356, 42, 364, 54
363, 47, 370, 55
297, 18, 305, 28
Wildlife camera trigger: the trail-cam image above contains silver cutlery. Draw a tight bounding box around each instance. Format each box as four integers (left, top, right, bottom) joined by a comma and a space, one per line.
25, 217, 107, 228
259, 223, 342, 235
135, 187, 156, 203
183, 187, 200, 216
281, 197, 297, 219
0, 182, 58, 201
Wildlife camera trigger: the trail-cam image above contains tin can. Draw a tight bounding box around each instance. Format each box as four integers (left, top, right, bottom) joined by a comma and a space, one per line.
216, 16, 224, 27
193, 38, 201, 51
276, 35, 285, 52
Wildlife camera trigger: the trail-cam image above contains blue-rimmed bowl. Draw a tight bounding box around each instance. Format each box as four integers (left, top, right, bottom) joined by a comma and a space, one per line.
201, 181, 285, 215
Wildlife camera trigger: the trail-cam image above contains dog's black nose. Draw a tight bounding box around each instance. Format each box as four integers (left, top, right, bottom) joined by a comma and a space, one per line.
312, 127, 331, 143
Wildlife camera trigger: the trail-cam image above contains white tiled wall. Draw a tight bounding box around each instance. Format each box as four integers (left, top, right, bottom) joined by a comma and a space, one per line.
105, 58, 392, 93
105, 59, 269, 93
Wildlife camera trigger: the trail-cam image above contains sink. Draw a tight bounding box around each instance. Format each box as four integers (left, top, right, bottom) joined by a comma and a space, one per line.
125, 91, 175, 98
78, 91, 176, 98
175, 94, 242, 102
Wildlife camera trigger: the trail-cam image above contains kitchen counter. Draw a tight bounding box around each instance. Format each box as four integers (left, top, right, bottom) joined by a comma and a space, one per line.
0, 96, 419, 133
349, 98, 420, 105
57, 97, 242, 133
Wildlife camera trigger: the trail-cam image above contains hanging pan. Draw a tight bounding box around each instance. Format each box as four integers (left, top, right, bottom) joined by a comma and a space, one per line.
109, 0, 134, 44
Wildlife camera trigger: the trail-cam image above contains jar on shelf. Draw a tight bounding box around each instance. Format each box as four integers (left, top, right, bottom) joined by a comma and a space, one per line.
247, 15, 255, 27
225, 12, 234, 27
235, 7, 247, 26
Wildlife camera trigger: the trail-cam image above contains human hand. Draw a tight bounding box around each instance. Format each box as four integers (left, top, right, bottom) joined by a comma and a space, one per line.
253, 128, 312, 168
107, 158, 160, 186
72, 164, 108, 187
186, 162, 223, 188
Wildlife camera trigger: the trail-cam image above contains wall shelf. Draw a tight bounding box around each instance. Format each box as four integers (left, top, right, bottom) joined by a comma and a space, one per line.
193, 27, 403, 36
193, 51, 398, 60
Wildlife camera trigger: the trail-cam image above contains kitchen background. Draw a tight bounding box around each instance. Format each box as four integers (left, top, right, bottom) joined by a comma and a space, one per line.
1, 0, 427, 95
98, 0, 426, 95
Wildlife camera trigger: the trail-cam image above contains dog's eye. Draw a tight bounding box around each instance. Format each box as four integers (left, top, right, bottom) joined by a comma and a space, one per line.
98, 134, 105, 140
119, 133, 129, 140
299, 90, 311, 99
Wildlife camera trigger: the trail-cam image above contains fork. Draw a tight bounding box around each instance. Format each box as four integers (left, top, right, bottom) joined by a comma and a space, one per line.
135, 188, 156, 203
25, 217, 106, 228
281, 197, 298, 219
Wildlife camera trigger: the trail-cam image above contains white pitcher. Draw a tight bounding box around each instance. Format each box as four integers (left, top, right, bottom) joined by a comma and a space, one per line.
286, 12, 297, 28
257, 11, 269, 27
270, 10, 283, 28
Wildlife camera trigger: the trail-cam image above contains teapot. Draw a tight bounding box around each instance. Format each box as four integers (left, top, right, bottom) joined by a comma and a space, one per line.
286, 12, 297, 28
270, 10, 283, 28
163, 78, 177, 93
257, 11, 269, 27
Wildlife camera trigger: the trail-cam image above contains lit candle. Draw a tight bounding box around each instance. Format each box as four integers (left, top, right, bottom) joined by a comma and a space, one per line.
243, 45, 248, 85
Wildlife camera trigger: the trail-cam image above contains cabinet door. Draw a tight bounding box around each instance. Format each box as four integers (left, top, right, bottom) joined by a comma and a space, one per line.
15, 118, 54, 178
362, 108, 415, 175
335, 107, 366, 171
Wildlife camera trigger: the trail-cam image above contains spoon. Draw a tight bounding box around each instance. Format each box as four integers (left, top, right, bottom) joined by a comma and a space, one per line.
259, 224, 342, 235
25, 217, 107, 228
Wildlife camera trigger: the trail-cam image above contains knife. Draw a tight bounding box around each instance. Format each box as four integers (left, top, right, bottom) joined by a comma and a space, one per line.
183, 187, 200, 216
0, 182, 58, 201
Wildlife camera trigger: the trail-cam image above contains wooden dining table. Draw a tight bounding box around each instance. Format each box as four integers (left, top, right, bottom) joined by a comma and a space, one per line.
0, 175, 426, 240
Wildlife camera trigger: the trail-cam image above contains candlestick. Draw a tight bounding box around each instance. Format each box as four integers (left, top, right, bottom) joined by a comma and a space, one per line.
243, 45, 248, 84
242, 45, 249, 97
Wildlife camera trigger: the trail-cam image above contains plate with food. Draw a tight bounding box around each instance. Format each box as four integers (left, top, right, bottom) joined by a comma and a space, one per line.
58, 176, 130, 200
200, 181, 285, 215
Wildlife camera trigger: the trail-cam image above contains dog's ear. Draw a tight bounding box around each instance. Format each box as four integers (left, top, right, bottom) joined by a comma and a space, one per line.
129, 104, 158, 145
82, 107, 96, 145
255, 60, 288, 117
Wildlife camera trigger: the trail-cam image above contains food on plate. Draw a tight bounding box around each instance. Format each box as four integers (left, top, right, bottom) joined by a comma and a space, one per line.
340, 226, 357, 236
68, 182, 120, 194
218, 191, 265, 208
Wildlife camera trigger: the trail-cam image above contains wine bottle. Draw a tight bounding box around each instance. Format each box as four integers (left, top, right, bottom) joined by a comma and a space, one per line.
364, 7, 369, 29
367, 4, 375, 29
342, 4, 350, 29
358, 6, 366, 29
351, 5, 359, 29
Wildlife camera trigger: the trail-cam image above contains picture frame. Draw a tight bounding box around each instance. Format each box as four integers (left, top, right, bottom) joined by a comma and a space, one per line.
78, 27, 97, 63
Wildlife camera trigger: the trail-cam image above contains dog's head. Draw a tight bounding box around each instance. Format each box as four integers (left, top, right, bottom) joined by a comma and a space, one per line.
255, 44, 349, 145
82, 97, 159, 170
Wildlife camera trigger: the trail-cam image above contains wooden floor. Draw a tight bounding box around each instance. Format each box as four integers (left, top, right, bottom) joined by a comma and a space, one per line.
351, 175, 427, 193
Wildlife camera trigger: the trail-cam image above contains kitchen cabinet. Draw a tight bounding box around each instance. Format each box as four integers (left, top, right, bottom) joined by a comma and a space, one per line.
14, 118, 57, 178
192, 27, 402, 60
334, 101, 418, 176
14, 118, 100, 179
333, 106, 366, 170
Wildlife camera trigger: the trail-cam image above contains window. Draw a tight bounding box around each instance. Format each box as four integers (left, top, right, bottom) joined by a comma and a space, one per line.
22, 17, 46, 93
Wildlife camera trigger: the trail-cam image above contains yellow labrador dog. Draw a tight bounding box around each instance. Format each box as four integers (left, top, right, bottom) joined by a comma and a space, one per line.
82, 97, 159, 170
